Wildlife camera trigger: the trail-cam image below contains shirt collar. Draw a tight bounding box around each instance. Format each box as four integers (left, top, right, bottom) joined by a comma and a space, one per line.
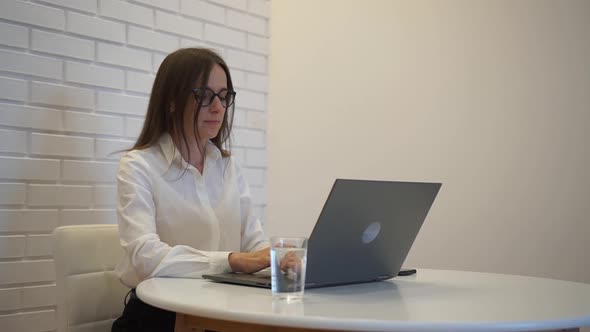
159, 133, 222, 167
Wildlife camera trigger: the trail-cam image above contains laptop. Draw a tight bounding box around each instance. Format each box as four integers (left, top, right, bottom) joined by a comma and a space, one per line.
203, 179, 441, 289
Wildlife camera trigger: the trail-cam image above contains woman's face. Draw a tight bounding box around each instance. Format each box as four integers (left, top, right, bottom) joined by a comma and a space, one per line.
184, 64, 228, 145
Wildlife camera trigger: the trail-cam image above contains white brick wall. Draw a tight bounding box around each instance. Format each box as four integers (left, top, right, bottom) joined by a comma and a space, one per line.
0, 105, 63, 131
0, 49, 63, 79
0, 1, 270, 329
30, 133, 94, 158
247, 34, 269, 54
0, 1, 65, 30
134, 0, 178, 12
25, 235, 54, 257
0, 77, 28, 102
128, 26, 180, 53
0, 22, 28, 49
0, 287, 21, 310
0, 236, 25, 258
31, 81, 94, 110
155, 11, 204, 38
39, 0, 97, 13
233, 128, 265, 147
227, 9, 267, 35
126, 71, 155, 94
230, 68, 246, 88
65, 62, 125, 89
226, 48, 266, 72
0, 309, 56, 332
97, 92, 148, 116
204, 24, 246, 48
95, 139, 133, 160
181, 0, 225, 24
28, 184, 93, 207
0, 260, 55, 285
97, 42, 153, 71
125, 117, 144, 137
93, 185, 117, 206
210, 0, 247, 11
31, 30, 95, 61
0, 129, 27, 154
67, 12, 125, 43
99, 0, 154, 28
61, 160, 118, 182
0, 210, 59, 233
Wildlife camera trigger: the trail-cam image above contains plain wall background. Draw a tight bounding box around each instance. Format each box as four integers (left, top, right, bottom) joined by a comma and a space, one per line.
266, 0, 590, 284
0, 0, 270, 330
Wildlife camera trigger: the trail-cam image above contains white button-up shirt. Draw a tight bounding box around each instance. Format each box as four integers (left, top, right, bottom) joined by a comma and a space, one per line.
115, 133, 269, 288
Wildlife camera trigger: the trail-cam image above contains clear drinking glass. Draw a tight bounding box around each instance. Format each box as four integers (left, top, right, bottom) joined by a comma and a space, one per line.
272, 298, 304, 315
270, 236, 308, 301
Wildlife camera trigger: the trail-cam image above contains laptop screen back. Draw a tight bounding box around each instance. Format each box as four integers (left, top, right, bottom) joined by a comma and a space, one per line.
305, 179, 441, 287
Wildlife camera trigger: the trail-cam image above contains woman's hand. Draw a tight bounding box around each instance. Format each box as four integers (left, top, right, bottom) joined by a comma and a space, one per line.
280, 250, 303, 276
228, 247, 270, 274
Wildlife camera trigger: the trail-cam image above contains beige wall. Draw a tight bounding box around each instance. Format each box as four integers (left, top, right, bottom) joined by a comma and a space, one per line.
266, 0, 590, 283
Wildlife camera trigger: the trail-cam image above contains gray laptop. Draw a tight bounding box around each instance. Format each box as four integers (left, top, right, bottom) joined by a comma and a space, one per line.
203, 179, 441, 289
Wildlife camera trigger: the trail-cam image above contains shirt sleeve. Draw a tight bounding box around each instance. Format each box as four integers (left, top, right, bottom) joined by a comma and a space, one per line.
117, 152, 232, 284
235, 159, 270, 252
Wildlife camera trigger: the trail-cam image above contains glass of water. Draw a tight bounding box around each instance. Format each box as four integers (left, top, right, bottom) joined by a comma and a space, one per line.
270, 236, 308, 301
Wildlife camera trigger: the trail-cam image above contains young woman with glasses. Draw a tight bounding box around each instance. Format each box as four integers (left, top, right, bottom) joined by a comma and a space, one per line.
111, 48, 270, 332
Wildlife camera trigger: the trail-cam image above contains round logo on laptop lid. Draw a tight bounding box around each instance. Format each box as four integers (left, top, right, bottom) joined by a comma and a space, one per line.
362, 222, 381, 244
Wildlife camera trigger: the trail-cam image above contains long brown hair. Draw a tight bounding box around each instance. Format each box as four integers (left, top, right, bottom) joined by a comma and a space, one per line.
132, 48, 234, 159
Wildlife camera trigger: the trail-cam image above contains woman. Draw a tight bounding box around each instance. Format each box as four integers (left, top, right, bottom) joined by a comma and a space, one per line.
112, 48, 270, 332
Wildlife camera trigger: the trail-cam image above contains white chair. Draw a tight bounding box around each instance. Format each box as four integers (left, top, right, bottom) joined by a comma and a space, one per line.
53, 224, 130, 332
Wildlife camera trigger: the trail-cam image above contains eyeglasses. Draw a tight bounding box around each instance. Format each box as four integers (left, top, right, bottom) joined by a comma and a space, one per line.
192, 88, 236, 108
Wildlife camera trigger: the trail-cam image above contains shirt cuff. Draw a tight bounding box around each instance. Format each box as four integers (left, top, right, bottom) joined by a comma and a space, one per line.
210, 251, 232, 273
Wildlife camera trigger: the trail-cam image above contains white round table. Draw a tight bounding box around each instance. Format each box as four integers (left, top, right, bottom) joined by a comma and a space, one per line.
137, 269, 590, 332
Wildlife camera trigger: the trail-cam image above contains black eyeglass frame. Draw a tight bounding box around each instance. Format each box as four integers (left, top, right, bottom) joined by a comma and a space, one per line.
191, 88, 237, 108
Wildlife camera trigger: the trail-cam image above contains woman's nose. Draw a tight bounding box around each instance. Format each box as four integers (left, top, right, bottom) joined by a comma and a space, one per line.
209, 96, 224, 112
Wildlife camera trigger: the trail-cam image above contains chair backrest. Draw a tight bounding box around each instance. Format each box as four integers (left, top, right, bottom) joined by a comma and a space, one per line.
53, 224, 129, 332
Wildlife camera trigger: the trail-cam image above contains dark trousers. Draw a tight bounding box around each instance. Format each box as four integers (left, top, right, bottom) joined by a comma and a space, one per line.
111, 289, 175, 332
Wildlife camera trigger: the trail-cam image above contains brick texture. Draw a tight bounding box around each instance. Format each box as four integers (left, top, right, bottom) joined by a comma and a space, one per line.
0, 1, 270, 329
